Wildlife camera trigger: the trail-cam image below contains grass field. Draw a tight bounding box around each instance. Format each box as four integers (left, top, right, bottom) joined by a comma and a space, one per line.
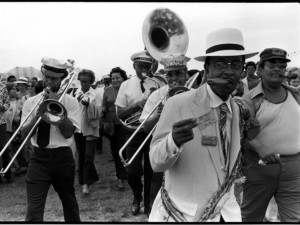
0, 137, 148, 222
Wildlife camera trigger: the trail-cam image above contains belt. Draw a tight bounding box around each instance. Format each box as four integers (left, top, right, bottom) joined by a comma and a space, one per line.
280, 152, 300, 160
34, 146, 70, 151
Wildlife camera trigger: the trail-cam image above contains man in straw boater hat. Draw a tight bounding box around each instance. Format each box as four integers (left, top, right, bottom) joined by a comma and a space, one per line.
139, 53, 190, 215
20, 57, 81, 222
148, 28, 259, 222
115, 50, 159, 216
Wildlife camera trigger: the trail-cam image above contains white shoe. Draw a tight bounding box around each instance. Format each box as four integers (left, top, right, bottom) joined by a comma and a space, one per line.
82, 184, 89, 195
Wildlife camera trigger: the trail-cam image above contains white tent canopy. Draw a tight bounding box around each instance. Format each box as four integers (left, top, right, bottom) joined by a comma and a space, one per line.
3, 66, 42, 79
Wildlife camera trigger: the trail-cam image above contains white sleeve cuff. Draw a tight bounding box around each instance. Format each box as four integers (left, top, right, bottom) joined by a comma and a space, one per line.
167, 132, 183, 157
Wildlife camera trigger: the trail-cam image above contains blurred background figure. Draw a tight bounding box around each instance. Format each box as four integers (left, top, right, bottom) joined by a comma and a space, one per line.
0, 81, 11, 183
5, 82, 27, 176
102, 67, 128, 191
288, 70, 300, 88
73, 69, 102, 195
15, 76, 29, 99
6, 75, 17, 83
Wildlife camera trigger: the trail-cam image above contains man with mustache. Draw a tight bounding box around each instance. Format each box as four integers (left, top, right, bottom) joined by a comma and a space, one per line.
148, 28, 258, 222
241, 48, 300, 222
21, 57, 81, 222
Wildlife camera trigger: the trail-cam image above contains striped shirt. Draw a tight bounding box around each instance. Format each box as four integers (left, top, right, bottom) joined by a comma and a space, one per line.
0, 83, 10, 125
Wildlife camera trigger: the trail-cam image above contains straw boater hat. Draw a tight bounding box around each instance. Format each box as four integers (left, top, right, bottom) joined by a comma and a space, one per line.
15, 76, 28, 85
160, 53, 191, 72
194, 28, 258, 62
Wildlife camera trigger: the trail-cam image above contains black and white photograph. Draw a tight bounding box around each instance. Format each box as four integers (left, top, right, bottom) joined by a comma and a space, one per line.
0, 2, 299, 222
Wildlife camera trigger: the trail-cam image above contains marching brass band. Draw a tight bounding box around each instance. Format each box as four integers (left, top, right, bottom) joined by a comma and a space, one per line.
0, 7, 300, 223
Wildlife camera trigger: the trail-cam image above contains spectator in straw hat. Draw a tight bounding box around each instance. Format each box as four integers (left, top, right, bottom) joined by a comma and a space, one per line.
149, 28, 259, 222
15, 76, 28, 99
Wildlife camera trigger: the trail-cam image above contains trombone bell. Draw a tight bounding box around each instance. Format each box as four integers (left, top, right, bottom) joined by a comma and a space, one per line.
39, 99, 67, 124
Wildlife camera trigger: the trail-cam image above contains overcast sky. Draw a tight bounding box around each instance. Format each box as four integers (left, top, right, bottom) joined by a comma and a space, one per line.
0, 2, 299, 80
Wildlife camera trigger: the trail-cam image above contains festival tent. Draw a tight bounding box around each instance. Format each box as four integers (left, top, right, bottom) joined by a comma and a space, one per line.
3, 66, 42, 80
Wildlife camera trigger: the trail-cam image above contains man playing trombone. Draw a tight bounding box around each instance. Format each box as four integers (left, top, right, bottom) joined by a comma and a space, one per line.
115, 50, 159, 216
139, 53, 190, 214
20, 57, 81, 222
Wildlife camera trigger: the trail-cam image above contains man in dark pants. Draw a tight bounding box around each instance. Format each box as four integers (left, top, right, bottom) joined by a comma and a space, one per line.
241, 48, 300, 222
21, 57, 81, 222
115, 50, 159, 216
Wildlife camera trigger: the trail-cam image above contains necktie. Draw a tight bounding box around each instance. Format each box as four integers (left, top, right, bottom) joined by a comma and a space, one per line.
219, 103, 228, 162
36, 120, 51, 148
140, 80, 145, 93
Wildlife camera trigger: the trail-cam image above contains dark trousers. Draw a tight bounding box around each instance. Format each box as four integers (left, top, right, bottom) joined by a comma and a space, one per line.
25, 146, 80, 222
0, 124, 11, 180
241, 150, 300, 222
126, 131, 153, 211
149, 172, 164, 209
7, 131, 28, 168
108, 124, 127, 180
74, 133, 99, 185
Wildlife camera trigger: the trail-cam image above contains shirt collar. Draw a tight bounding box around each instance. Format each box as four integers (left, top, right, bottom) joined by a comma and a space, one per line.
206, 84, 232, 114
78, 87, 95, 96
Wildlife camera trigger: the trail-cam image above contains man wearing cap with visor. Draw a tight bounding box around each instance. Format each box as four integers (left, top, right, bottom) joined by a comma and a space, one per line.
21, 57, 81, 222
241, 48, 300, 222
149, 28, 259, 222
115, 50, 159, 216
139, 53, 190, 214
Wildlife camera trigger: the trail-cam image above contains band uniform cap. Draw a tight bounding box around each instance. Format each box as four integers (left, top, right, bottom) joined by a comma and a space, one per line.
194, 28, 258, 62
160, 53, 190, 72
41, 57, 72, 78
130, 50, 153, 63
15, 76, 28, 84
259, 48, 291, 63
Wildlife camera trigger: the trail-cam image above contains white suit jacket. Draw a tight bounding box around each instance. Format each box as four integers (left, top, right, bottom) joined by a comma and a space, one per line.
149, 84, 241, 222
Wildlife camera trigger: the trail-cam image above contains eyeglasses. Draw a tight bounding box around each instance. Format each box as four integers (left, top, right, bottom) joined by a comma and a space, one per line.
28, 85, 34, 88
265, 61, 287, 70
209, 61, 244, 71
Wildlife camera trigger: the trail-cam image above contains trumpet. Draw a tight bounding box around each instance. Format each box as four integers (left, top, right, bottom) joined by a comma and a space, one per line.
0, 69, 78, 175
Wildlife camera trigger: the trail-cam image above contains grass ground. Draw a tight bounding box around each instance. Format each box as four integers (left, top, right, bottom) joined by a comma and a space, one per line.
0, 137, 148, 222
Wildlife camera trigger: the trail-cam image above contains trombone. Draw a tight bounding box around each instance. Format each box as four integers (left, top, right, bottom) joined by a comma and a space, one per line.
0, 69, 78, 175
119, 72, 200, 167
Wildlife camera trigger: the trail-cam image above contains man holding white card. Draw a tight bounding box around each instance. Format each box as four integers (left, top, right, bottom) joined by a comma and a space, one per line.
148, 28, 258, 222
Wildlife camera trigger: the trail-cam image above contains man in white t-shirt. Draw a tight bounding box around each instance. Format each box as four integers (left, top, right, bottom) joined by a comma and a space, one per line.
241, 48, 300, 222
